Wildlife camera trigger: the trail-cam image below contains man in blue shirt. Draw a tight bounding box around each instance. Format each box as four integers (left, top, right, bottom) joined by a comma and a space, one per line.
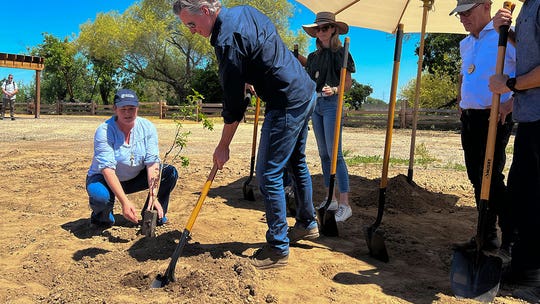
86, 89, 178, 228
173, 0, 318, 269
450, 0, 516, 254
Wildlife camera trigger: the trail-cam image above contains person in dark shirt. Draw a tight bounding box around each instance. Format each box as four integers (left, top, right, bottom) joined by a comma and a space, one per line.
489, 0, 540, 300
173, 0, 318, 269
303, 12, 356, 223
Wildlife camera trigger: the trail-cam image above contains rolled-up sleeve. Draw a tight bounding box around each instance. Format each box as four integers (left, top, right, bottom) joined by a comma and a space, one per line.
94, 125, 116, 171
143, 121, 160, 165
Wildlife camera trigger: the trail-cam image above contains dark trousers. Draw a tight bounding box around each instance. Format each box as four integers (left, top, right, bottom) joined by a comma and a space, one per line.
1, 97, 15, 118
508, 120, 540, 273
460, 109, 514, 244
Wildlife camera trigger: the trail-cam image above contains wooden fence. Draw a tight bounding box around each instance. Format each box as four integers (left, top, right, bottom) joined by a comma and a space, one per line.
344, 102, 460, 130
14, 100, 224, 120
14, 100, 461, 130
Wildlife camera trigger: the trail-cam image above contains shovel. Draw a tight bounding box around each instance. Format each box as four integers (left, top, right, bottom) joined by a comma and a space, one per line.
142, 163, 163, 238
317, 37, 350, 237
243, 92, 259, 201
363, 24, 405, 263
450, 2, 514, 300
151, 164, 218, 288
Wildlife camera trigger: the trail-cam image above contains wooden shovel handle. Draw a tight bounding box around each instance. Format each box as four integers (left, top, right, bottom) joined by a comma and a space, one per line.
479, 1, 513, 200
148, 163, 163, 211
504, 1, 515, 12
185, 164, 218, 230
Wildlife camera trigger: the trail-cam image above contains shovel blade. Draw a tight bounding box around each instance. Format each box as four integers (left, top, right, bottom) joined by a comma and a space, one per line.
151, 273, 170, 288
364, 225, 389, 263
450, 249, 502, 302
150, 229, 191, 288
243, 182, 255, 201
142, 210, 157, 238
317, 207, 339, 237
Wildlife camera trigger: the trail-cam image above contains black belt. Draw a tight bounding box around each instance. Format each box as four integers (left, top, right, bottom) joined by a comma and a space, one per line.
461, 108, 491, 116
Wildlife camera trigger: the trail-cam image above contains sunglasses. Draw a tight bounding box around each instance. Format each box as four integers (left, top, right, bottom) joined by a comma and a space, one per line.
456, 3, 481, 18
316, 25, 334, 33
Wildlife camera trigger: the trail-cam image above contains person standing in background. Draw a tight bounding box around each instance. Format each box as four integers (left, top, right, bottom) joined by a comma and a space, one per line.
2, 74, 18, 120
303, 12, 356, 222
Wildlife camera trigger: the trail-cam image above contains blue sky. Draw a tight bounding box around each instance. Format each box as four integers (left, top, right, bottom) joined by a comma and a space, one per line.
0, 0, 423, 102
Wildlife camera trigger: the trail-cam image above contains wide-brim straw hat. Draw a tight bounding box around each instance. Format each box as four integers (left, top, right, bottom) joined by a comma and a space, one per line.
302, 11, 349, 38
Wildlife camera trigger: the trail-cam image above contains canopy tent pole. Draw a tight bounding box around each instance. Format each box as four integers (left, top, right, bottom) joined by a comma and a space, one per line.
407, 0, 433, 183
35, 70, 41, 118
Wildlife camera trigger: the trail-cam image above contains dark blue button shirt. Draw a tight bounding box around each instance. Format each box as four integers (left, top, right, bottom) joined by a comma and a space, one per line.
210, 6, 316, 124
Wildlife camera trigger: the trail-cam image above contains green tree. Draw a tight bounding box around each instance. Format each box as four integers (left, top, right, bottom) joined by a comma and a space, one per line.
124, 0, 198, 103
345, 79, 373, 110
364, 96, 386, 107
77, 0, 192, 104
399, 70, 457, 109
191, 64, 223, 102
32, 34, 89, 102
418, 33, 465, 82
78, 12, 125, 104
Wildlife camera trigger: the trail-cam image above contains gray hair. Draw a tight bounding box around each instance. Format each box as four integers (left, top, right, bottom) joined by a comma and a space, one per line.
172, 0, 221, 15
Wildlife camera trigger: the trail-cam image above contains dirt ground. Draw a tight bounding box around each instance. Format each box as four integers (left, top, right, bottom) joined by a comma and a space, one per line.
0, 114, 528, 304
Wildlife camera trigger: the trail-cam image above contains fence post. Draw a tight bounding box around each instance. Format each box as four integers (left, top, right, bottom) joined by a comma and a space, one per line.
26, 99, 32, 114
159, 100, 164, 119
400, 100, 406, 128
56, 99, 62, 115
90, 100, 95, 115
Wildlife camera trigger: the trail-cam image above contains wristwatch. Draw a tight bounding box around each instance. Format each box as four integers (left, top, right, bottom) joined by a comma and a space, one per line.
506, 77, 523, 93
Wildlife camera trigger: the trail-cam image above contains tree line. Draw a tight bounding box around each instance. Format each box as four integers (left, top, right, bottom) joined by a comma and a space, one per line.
11, 0, 464, 110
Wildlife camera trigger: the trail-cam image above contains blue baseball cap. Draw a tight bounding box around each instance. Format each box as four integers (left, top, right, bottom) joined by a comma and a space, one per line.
114, 89, 139, 107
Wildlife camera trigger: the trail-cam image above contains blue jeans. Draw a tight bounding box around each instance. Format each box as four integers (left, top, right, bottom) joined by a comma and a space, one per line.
86, 164, 178, 225
256, 94, 317, 255
311, 95, 349, 194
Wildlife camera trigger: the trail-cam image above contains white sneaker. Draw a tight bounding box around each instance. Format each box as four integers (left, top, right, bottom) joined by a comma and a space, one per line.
335, 205, 352, 222
318, 199, 338, 211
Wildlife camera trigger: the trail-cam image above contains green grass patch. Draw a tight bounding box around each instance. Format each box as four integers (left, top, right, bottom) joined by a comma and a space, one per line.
443, 163, 467, 171
346, 142, 438, 167
346, 155, 410, 166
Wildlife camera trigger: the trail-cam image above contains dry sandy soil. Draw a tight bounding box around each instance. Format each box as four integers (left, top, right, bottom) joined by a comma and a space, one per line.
0, 114, 528, 304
